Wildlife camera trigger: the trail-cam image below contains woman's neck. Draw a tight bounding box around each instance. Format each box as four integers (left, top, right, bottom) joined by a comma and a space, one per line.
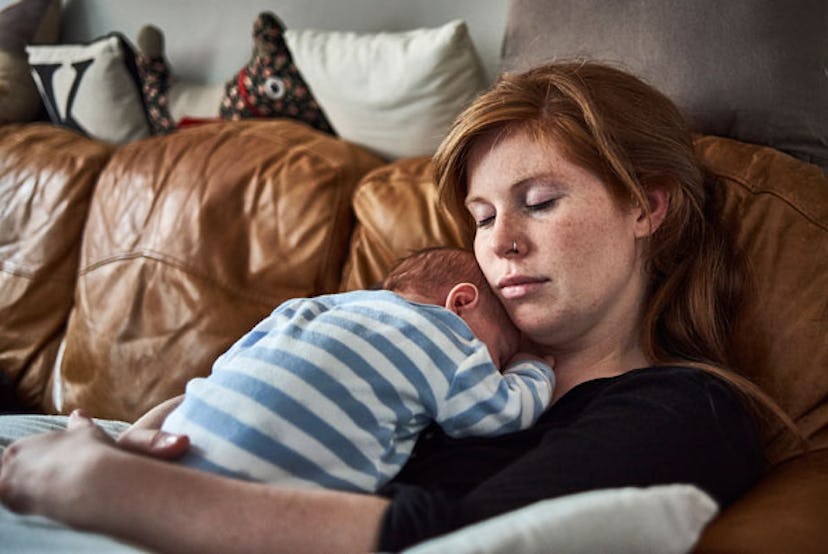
544, 343, 649, 403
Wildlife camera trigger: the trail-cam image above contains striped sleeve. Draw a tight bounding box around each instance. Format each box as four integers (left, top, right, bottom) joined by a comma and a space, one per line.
436, 353, 554, 437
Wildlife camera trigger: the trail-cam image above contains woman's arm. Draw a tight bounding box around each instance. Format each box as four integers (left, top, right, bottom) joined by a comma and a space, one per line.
0, 411, 389, 553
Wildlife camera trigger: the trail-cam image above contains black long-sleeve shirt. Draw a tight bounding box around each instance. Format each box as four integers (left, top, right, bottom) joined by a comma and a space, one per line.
378, 365, 765, 551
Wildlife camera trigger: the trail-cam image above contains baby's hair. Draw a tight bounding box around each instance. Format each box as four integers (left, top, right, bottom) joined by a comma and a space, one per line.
383, 247, 489, 305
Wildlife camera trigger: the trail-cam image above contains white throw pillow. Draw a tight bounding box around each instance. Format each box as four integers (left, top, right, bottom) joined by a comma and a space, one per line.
402, 484, 718, 554
26, 34, 151, 144
285, 20, 488, 160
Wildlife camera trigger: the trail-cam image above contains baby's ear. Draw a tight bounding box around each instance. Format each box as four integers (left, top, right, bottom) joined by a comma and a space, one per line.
446, 282, 480, 314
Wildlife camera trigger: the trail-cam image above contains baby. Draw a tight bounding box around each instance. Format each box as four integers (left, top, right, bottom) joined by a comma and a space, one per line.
161, 247, 554, 492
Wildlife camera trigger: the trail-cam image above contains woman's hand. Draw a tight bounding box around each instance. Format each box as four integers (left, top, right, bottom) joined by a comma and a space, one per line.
0, 410, 112, 519
0, 408, 188, 518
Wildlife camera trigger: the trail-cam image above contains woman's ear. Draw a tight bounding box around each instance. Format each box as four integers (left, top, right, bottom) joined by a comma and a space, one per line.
633, 186, 670, 238
445, 282, 480, 315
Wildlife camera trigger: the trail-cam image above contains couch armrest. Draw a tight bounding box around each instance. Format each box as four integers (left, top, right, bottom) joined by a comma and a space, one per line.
695, 449, 828, 553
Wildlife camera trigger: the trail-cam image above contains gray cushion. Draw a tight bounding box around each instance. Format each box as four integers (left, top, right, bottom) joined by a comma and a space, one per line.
500, 0, 828, 172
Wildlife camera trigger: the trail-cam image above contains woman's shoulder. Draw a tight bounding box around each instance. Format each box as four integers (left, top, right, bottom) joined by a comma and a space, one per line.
597, 364, 739, 397
557, 364, 754, 427
548, 363, 765, 485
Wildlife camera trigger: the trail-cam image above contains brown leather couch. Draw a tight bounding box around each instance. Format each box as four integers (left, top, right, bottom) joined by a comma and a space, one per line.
1, 119, 826, 551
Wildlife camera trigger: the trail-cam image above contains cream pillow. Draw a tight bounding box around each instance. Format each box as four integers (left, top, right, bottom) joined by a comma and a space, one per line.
403, 484, 718, 554
285, 20, 488, 160
168, 82, 224, 121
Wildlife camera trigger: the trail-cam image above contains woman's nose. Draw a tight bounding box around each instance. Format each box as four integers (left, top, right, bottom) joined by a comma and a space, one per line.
491, 218, 522, 257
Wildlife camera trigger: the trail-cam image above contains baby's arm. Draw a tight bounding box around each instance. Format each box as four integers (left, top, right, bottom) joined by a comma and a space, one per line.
506, 352, 556, 399
437, 352, 555, 438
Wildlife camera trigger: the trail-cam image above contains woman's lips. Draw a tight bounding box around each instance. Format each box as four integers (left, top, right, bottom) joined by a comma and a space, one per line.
498, 276, 548, 300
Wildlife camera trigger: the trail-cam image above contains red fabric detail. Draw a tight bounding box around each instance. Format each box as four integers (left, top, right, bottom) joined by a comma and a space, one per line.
237, 69, 264, 117
176, 117, 222, 129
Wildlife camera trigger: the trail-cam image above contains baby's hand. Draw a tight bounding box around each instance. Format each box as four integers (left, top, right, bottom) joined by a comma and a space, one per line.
117, 396, 189, 459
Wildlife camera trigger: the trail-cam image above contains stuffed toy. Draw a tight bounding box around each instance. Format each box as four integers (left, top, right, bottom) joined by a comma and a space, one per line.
135, 24, 175, 135
220, 12, 334, 135
135, 25, 225, 134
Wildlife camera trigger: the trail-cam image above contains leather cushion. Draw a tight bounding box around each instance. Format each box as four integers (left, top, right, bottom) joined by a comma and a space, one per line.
340, 157, 471, 292
0, 123, 113, 409
51, 120, 381, 421
696, 136, 828, 460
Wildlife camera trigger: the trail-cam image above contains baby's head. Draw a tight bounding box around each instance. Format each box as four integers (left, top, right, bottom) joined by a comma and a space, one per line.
383, 247, 520, 368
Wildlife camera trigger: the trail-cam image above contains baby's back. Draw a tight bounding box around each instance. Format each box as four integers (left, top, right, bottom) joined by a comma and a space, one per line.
162, 289, 477, 491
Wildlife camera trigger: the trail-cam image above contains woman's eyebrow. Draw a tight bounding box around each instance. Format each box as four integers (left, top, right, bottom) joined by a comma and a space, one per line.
519, 172, 564, 187
464, 173, 563, 206
464, 195, 487, 208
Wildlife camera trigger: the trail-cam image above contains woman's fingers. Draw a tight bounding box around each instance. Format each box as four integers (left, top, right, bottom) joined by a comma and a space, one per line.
64, 406, 189, 459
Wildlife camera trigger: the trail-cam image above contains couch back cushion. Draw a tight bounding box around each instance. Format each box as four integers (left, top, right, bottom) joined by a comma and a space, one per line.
339, 157, 471, 291
0, 124, 113, 408
344, 137, 828, 461
49, 120, 381, 421
696, 136, 828, 461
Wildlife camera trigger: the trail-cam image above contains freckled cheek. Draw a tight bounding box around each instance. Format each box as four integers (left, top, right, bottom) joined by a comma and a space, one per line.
473, 238, 499, 285
548, 217, 592, 263
551, 216, 621, 282
578, 218, 634, 288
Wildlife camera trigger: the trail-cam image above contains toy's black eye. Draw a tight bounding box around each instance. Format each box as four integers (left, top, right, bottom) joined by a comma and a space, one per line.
264, 77, 286, 99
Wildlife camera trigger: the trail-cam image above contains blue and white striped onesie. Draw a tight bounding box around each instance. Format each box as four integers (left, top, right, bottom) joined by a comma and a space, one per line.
162, 289, 554, 492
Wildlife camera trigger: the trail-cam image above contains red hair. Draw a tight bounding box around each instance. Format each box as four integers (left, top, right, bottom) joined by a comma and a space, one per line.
433, 61, 802, 449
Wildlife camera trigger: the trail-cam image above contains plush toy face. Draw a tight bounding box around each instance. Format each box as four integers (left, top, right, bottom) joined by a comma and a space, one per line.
220, 12, 334, 135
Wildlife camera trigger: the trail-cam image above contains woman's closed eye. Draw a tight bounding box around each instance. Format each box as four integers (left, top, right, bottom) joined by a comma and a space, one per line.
523, 182, 563, 214
468, 201, 557, 228
467, 203, 496, 228
526, 198, 557, 212
475, 214, 495, 228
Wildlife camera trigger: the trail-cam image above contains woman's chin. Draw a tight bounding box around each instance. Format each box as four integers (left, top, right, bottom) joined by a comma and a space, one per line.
509, 307, 571, 349
510, 313, 554, 343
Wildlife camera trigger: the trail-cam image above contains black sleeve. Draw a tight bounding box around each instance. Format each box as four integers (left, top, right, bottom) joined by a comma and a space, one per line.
378, 366, 765, 551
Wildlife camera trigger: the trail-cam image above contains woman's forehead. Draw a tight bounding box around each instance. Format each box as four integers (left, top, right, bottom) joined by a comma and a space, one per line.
465, 132, 570, 194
